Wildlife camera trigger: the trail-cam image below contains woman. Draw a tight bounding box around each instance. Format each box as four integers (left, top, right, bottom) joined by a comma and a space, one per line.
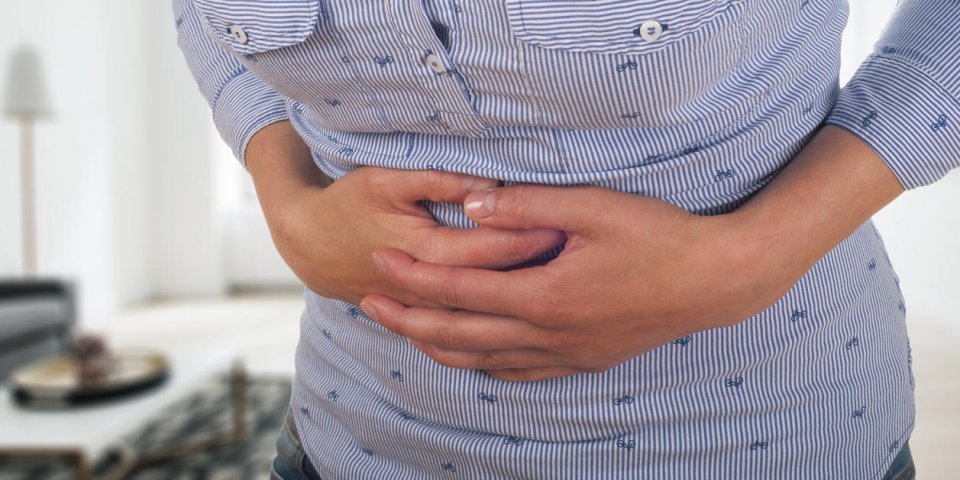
173, 0, 956, 477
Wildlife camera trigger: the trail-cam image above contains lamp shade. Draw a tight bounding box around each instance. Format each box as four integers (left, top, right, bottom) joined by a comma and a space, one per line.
3, 45, 53, 118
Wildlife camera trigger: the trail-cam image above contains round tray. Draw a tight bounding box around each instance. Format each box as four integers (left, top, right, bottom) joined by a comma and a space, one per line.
10, 349, 169, 408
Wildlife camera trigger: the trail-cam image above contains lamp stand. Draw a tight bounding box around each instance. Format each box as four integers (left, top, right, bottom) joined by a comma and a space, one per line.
19, 116, 37, 276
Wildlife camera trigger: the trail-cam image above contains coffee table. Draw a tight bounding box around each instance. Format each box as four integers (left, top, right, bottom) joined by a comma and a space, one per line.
0, 346, 247, 480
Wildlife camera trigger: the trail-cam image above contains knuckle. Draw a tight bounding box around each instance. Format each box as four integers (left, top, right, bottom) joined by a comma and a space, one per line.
521, 277, 553, 321
502, 230, 538, 260
399, 235, 429, 260
363, 168, 389, 188
544, 331, 577, 351
526, 300, 554, 325
527, 287, 566, 325
433, 268, 468, 307
436, 325, 471, 351
478, 351, 509, 371
506, 185, 538, 218
423, 169, 449, 188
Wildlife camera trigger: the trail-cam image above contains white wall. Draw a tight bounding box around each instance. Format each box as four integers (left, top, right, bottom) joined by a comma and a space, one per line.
0, 0, 229, 327
0, 1, 153, 326
142, 0, 229, 299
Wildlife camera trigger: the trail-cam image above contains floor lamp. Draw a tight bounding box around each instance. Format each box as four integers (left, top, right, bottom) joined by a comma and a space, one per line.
3, 46, 52, 277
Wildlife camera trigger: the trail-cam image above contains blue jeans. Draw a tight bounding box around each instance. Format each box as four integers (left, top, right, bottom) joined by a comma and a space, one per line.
270, 410, 323, 480
269, 410, 916, 480
882, 441, 917, 480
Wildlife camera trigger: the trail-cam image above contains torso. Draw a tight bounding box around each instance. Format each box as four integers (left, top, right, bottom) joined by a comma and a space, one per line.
192, 1, 915, 477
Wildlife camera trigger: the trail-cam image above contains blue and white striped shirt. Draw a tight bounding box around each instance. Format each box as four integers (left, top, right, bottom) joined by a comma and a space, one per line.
174, 0, 960, 477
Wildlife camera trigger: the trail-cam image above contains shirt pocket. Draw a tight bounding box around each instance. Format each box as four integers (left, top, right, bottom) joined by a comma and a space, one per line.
192, 0, 321, 55
504, 0, 751, 129
506, 0, 738, 55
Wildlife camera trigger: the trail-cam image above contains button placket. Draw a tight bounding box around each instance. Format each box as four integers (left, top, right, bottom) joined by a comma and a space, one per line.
387, 0, 485, 137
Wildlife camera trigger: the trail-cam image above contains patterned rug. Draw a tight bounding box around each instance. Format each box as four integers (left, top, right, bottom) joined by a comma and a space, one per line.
0, 374, 291, 480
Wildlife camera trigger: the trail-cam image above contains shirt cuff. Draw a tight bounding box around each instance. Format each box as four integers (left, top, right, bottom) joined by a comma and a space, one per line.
825, 55, 960, 190
211, 69, 290, 167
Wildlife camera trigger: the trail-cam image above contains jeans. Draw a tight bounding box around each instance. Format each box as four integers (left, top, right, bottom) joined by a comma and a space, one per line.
269, 409, 916, 480
882, 441, 917, 480
270, 410, 323, 480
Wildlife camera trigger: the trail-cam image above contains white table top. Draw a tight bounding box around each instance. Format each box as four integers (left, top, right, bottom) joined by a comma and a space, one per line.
0, 345, 235, 460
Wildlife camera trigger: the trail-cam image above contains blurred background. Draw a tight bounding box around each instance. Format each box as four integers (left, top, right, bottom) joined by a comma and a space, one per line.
0, 0, 957, 478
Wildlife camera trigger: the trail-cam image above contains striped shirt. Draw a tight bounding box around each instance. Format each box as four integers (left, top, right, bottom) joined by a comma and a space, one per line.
173, 0, 960, 478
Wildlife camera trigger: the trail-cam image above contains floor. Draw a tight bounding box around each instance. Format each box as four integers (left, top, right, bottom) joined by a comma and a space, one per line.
109, 293, 959, 477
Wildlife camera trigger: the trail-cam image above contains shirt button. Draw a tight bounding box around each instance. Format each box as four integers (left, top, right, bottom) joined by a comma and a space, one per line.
422, 54, 447, 74
636, 20, 663, 42
227, 25, 249, 44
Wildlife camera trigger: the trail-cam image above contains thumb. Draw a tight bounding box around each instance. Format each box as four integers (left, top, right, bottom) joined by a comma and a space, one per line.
463, 184, 600, 232
386, 169, 500, 204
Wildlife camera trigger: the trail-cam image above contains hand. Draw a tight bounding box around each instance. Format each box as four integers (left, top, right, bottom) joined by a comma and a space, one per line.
270, 168, 569, 306
360, 185, 786, 381
246, 122, 565, 307
361, 124, 908, 382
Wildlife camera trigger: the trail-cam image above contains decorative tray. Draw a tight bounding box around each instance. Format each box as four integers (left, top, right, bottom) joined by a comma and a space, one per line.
11, 350, 169, 408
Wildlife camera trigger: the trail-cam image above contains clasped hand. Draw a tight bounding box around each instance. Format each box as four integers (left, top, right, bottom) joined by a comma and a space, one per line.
361, 184, 780, 382
261, 166, 565, 308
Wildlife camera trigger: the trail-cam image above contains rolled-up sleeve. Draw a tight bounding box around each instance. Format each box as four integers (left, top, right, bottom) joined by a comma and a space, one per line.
826, 0, 960, 190
172, 0, 289, 166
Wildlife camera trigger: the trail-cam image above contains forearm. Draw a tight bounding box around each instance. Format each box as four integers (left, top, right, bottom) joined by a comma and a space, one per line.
246, 120, 332, 216
730, 125, 905, 288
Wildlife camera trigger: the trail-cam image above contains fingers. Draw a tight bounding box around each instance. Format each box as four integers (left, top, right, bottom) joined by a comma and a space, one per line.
372, 248, 548, 320
411, 344, 562, 371
486, 367, 584, 382
361, 294, 552, 351
359, 294, 590, 380
361, 295, 563, 370
423, 226, 566, 269
368, 168, 499, 205
463, 184, 607, 232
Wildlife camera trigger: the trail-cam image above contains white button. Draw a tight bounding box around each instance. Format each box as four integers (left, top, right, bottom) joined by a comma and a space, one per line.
422, 54, 447, 74
637, 20, 663, 42
227, 25, 249, 44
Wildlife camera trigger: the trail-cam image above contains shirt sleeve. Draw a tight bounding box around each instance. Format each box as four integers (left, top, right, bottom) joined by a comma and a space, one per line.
172, 0, 289, 167
825, 0, 960, 190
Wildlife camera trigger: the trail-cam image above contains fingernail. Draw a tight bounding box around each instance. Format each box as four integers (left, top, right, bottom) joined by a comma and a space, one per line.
360, 300, 378, 320
372, 253, 385, 273
463, 176, 499, 192
464, 191, 496, 218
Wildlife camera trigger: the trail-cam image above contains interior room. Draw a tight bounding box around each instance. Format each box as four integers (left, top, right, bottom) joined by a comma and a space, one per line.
1, 0, 957, 478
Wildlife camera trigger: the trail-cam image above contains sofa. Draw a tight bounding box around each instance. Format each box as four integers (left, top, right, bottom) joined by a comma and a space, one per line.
0, 280, 74, 382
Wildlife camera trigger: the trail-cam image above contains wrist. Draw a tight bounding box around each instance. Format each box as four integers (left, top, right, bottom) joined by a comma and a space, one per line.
718, 125, 905, 316
723, 204, 805, 310
246, 121, 330, 214
705, 211, 794, 321
247, 121, 331, 188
